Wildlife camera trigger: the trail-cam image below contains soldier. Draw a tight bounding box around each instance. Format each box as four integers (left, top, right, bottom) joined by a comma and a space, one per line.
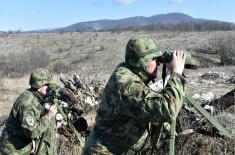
84, 35, 188, 154
0, 68, 57, 155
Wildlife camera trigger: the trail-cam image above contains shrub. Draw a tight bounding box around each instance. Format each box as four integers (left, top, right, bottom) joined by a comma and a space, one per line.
0, 48, 50, 77
95, 45, 105, 51
53, 62, 71, 73
210, 32, 235, 65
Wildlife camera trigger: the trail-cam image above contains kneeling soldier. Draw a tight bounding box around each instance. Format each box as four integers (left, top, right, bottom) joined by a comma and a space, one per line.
0, 68, 57, 155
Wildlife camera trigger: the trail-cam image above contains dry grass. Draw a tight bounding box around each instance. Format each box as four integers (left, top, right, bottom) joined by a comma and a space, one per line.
0, 31, 234, 155
0, 30, 234, 118
175, 134, 235, 155
1, 31, 233, 79
209, 31, 235, 65
0, 48, 50, 77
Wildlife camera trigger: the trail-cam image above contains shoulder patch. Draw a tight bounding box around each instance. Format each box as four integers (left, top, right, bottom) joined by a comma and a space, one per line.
25, 115, 35, 127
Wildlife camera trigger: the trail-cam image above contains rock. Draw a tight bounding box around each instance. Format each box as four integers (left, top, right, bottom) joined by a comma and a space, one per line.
188, 80, 197, 85
201, 79, 215, 85
192, 92, 215, 103
201, 72, 228, 80
95, 45, 105, 51
192, 93, 201, 100
201, 92, 215, 102
84, 96, 94, 106
225, 76, 235, 84
203, 105, 215, 114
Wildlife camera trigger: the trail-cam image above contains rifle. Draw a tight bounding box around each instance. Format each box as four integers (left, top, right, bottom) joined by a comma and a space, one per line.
36, 74, 87, 154
167, 95, 233, 155
151, 51, 233, 155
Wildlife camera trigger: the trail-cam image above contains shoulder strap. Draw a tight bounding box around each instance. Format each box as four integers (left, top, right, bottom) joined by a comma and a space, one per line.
29, 89, 43, 102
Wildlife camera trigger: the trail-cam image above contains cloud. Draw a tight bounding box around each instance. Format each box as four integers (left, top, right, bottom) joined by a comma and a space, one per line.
168, 0, 184, 3
114, 0, 136, 5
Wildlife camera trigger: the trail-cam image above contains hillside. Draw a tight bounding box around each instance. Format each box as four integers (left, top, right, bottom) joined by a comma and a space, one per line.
27, 13, 234, 32
60, 13, 213, 32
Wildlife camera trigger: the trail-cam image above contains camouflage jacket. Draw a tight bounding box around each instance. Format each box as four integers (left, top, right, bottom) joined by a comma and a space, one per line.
84, 63, 188, 155
0, 89, 57, 155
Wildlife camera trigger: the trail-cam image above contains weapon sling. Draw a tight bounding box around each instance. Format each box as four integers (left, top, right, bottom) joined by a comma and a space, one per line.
160, 68, 233, 155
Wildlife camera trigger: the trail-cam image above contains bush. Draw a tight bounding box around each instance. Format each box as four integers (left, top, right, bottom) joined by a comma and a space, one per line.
53, 62, 71, 73
210, 32, 235, 65
95, 45, 105, 51
0, 48, 50, 77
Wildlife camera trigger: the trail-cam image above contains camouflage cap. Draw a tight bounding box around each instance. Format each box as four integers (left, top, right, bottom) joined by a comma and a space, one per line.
29, 68, 52, 89
125, 35, 162, 70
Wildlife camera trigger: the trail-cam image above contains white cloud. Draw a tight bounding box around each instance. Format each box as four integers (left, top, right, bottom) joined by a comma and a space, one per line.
114, 0, 136, 5
169, 0, 184, 3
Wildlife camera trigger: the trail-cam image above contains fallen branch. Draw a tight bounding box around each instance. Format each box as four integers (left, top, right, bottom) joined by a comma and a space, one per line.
205, 89, 235, 113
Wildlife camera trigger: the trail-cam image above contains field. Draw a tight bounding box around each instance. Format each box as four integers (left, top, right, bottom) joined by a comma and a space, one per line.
0, 30, 234, 154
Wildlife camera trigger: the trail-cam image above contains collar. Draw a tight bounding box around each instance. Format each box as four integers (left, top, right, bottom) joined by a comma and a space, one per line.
125, 63, 156, 84
127, 66, 151, 84
29, 88, 44, 102
136, 70, 152, 84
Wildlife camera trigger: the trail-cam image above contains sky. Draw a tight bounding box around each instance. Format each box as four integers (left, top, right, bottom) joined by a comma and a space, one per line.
0, 0, 234, 31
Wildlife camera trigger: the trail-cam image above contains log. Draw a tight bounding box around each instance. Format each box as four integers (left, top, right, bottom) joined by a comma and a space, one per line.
73, 74, 88, 90
59, 73, 77, 91
208, 89, 235, 113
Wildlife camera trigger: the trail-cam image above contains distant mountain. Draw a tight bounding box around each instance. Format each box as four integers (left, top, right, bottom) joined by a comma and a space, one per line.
0, 31, 7, 34
23, 12, 233, 32
53, 12, 233, 32
28, 28, 61, 33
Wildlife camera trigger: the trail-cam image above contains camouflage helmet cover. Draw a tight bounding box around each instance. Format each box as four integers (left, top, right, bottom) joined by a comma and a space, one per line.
29, 68, 52, 89
125, 35, 162, 70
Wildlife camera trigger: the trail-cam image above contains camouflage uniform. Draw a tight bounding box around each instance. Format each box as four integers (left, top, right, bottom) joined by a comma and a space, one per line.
0, 68, 57, 155
84, 35, 188, 155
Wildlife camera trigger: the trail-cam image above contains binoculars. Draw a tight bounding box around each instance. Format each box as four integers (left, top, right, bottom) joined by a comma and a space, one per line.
157, 50, 197, 70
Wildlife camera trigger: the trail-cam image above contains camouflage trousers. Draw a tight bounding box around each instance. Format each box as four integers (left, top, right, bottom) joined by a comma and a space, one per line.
83, 129, 149, 155
0, 128, 51, 155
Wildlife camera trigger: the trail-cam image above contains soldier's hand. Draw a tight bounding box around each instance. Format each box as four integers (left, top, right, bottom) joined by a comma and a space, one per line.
170, 50, 185, 75
47, 105, 57, 118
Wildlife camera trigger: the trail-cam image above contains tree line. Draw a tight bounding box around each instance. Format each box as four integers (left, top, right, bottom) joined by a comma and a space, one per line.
112, 21, 235, 32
